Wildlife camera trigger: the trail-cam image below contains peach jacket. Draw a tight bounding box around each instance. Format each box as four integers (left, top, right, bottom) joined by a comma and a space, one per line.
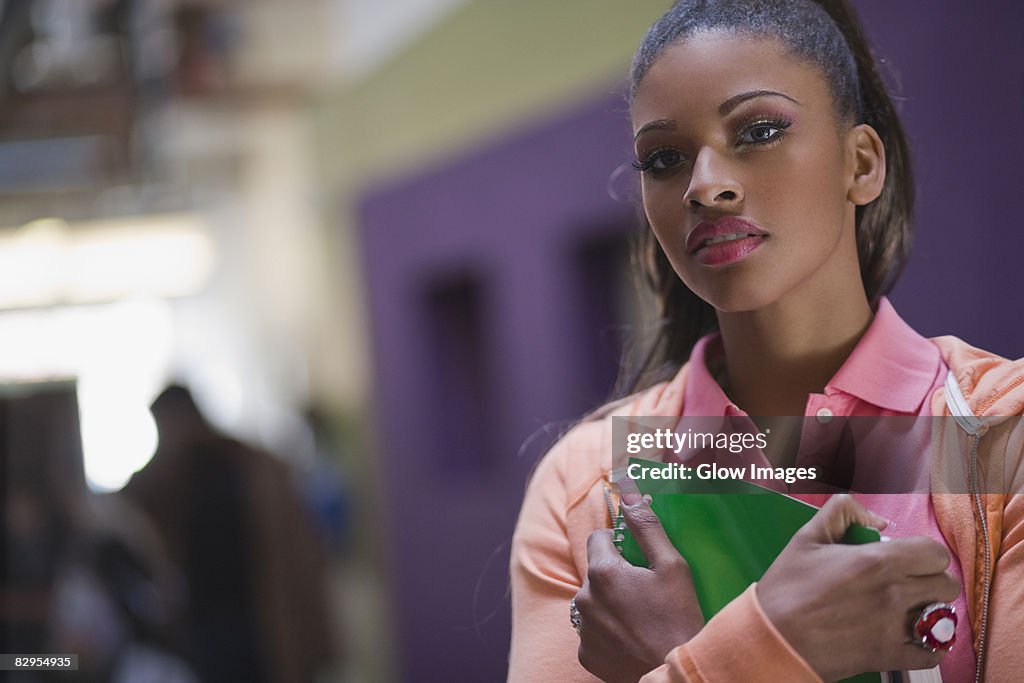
508, 336, 1024, 682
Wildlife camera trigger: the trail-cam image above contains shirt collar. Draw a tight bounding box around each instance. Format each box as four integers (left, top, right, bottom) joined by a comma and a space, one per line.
683, 297, 941, 416
825, 297, 941, 413
684, 333, 738, 417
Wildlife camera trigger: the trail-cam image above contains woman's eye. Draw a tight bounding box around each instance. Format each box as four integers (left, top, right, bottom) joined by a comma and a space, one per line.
739, 121, 789, 145
633, 148, 686, 174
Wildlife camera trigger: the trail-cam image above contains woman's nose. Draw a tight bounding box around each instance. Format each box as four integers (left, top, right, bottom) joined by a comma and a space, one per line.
682, 148, 743, 209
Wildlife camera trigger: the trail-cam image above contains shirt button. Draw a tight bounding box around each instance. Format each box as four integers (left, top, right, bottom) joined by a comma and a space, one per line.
815, 407, 833, 423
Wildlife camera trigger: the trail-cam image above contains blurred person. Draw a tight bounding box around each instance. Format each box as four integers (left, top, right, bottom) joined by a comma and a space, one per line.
2, 385, 193, 682
48, 494, 196, 683
509, 1, 1024, 682
2, 386, 81, 661
123, 385, 334, 683
299, 406, 352, 556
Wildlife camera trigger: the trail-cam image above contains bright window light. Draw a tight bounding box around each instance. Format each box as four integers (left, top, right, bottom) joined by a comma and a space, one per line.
0, 214, 216, 310
78, 395, 159, 493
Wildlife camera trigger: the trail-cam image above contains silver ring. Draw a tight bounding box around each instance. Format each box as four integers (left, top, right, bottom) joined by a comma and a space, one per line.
569, 598, 582, 635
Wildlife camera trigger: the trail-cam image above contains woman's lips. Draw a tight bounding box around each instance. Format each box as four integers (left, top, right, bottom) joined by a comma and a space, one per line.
685, 217, 768, 266
692, 235, 766, 265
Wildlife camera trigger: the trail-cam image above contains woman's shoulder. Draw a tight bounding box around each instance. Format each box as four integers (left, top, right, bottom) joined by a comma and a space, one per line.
931, 336, 1024, 417
514, 377, 688, 574
526, 369, 691, 507
529, 394, 649, 502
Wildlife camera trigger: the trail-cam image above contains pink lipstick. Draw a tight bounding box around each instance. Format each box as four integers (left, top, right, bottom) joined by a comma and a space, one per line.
685, 217, 768, 266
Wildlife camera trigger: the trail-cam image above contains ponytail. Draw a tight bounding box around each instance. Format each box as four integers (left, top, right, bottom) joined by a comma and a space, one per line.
813, 0, 915, 300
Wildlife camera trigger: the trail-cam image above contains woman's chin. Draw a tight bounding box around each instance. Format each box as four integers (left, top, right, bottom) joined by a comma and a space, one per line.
690, 282, 781, 315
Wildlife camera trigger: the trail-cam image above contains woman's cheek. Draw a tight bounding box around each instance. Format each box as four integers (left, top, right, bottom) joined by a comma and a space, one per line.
643, 187, 687, 253
641, 181, 678, 222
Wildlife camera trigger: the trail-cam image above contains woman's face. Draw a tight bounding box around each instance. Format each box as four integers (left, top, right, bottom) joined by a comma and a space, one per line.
632, 32, 873, 313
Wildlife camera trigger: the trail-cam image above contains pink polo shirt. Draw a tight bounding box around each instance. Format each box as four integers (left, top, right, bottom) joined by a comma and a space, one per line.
679, 297, 975, 681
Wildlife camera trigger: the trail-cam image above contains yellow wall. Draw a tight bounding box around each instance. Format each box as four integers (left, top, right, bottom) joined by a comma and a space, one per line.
314, 0, 671, 194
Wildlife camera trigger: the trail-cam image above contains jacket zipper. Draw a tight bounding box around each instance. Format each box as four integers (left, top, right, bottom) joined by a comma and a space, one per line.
943, 371, 991, 682
968, 430, 991, 683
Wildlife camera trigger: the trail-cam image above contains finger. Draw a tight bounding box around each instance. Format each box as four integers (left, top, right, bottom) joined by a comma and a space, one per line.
883, 537, 951, 577
799, 494, 889, 545
896, 643, 948, 673
903, 571, 962, 608
586, 529, 626, 568
619, 493, 684, 570
618, 476, 643, 506
573, 582, 590, 612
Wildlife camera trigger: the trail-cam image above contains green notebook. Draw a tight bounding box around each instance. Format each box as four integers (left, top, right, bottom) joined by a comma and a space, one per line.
615, 457, 882, 683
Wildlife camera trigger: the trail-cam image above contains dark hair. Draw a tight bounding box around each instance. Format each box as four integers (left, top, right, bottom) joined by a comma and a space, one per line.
617, 0, 914, 396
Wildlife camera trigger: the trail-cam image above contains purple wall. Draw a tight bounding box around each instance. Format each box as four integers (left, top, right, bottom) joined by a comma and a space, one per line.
360, 96, 635, 682
357, 3, 1023, 680
858, 2, 1024, 356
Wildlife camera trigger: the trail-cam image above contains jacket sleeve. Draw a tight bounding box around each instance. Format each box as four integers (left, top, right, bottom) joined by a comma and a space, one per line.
639, 585, 822, 683
508, 428, 602, 682
509, 423, 821, 683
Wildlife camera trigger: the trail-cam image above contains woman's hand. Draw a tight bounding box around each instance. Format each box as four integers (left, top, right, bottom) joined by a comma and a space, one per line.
757, 494, 961, 681
575, 494, 705, 683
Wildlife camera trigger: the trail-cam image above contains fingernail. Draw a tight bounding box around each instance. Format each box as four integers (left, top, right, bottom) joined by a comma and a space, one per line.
620, 491, 642, 507
623, 493, 652, 509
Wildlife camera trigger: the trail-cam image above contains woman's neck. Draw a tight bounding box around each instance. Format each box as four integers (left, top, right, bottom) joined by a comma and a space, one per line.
715, 288, 873, 416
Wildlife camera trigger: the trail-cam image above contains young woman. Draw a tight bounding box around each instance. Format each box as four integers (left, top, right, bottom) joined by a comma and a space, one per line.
508, 1, 1024, 682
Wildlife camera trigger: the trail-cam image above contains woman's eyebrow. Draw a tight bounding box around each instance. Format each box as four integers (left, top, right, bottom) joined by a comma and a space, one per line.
719, 90, 801, 115
634, 119, 677, 141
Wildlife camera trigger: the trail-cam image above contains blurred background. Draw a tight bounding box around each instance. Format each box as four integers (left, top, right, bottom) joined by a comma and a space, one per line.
1, 1, 1021, 681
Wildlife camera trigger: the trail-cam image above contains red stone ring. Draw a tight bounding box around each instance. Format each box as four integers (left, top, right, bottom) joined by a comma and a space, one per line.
911, 602, 957, 653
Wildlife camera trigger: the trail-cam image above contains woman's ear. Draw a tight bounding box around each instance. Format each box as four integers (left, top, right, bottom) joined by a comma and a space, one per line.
846, 123, 886, 206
